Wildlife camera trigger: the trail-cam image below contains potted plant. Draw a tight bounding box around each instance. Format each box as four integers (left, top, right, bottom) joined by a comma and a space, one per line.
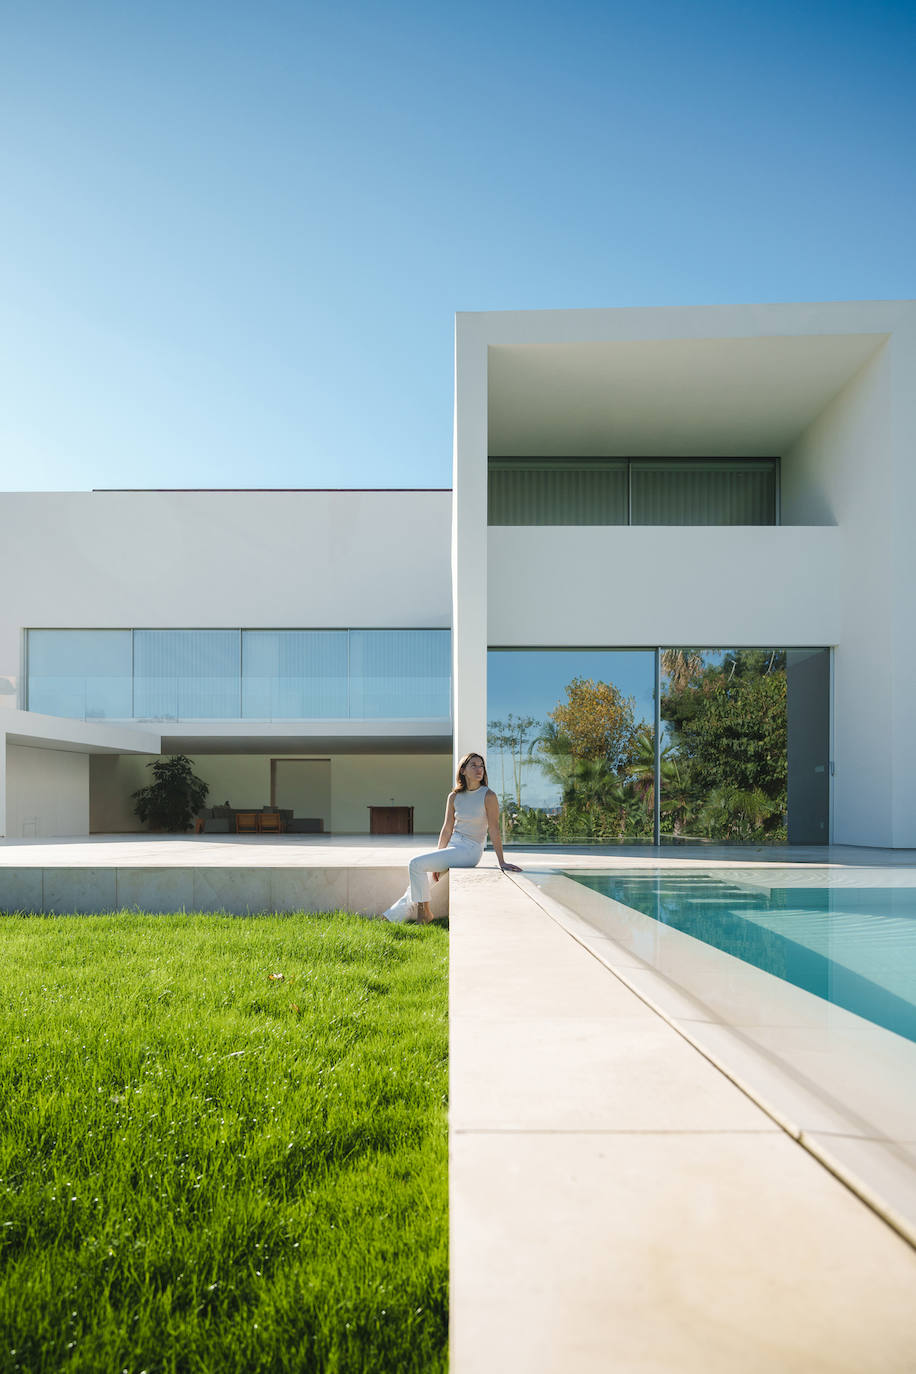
132, 755, 209, 832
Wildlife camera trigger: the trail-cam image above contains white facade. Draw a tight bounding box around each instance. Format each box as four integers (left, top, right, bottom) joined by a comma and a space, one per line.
2, 298, 914, 847
453, 299, 916, 849
0, 489, 454, 837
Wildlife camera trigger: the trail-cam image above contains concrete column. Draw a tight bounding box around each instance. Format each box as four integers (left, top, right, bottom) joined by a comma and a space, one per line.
452, 317, 490, 768
783, 340, 897, 847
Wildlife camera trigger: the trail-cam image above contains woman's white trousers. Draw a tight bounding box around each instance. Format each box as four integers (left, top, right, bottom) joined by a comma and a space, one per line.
383, 834, 484, 921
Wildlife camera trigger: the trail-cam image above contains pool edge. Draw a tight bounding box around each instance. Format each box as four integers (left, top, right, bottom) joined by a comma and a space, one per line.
509, 870, 916, 1251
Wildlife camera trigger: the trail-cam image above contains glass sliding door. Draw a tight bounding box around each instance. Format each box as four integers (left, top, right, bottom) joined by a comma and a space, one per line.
659, 648, 790, 843
487, 649, 656, 843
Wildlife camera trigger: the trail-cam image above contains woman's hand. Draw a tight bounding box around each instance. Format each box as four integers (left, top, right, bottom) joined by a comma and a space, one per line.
500, 862, 522, 873
432, 871, 440, 883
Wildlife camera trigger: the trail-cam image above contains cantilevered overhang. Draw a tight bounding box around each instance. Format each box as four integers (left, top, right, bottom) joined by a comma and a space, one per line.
487, 332, 888, 457
159, 720, 452, 755
462, 298, 916, 459
1, 708, 161, 756
0, 711, 452, 757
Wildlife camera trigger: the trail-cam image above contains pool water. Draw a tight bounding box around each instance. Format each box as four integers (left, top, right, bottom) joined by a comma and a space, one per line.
566, 872, 916, 1045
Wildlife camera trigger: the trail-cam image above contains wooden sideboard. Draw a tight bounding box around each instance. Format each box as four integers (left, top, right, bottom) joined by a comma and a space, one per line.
368, 806, 414, 835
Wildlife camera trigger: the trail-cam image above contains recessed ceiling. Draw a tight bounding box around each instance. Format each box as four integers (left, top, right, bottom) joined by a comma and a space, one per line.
488, 333, 887, 458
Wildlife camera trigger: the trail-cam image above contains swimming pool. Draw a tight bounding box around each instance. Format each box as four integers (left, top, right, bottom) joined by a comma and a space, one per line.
566, 871, 916, 1045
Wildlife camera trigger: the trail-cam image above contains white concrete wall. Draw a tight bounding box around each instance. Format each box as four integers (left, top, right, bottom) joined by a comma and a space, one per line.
329, 754, 452, 833
488, 527, 841, 648
456, 301, 916, 847
783, 327, 916, 847
0, 712, 159, 837
0, 489, 452, 701
6, 744, 89, 837
90, 752, 453, 834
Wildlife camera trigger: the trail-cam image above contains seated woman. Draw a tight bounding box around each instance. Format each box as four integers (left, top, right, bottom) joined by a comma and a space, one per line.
383, 751, 521, 923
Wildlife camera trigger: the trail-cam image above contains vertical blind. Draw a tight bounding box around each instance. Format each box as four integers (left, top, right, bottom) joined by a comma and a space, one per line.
242, 631, 349, 719
349, 629, 451, 718
631, 462, 776, 525
133, 630, 241, 719
488, 460, 628, 525
27, 629, 132, 719
488, 458, 777, 525
26, 629, 451, 721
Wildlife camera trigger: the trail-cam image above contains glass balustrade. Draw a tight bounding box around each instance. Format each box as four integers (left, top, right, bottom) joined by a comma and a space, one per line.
26, 628, 451, 722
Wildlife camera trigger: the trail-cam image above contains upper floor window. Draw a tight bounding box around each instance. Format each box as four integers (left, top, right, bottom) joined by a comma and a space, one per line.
25, 628, 451, 723
488, 458, 778, 526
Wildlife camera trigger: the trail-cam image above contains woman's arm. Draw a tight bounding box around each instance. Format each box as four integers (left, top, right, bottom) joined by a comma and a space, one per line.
437, 792, 456, 850
485, 791, 522, 872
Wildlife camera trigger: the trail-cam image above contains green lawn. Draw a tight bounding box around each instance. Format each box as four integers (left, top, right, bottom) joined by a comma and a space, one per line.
0, 911, 448, 1374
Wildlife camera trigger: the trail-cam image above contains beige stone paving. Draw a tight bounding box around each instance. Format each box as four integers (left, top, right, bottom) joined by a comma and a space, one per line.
521, 871, 916, 1240
449, 868, 916, 1374
2, 833, 916, 868
451, 1132, 916, 1374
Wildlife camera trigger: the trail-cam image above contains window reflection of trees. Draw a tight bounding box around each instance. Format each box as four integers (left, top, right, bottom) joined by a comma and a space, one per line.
661, 649, 787, 844
488, 649, 790, 846
489, 676, 655, 843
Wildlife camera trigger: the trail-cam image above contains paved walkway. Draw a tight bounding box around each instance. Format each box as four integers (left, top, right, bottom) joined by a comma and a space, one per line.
450, 867, 916, 1374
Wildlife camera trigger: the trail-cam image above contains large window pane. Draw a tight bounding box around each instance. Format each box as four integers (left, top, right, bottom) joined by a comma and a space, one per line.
133, 630, 240, 719
489, 460, 627, 525
242, 631, 348, 719
27, 630, 132, 720
26, 627, 454, 723
632, 462, 776, 525
659, 648, 789, 843
487, 649, 656, 843
349, 630, 451, 718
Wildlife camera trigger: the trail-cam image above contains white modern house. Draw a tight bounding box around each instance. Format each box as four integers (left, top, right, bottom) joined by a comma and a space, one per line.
1, 298, 914, 848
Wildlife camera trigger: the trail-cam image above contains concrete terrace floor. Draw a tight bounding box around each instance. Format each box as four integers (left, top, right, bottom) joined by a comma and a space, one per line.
3, 834, 916, 1370
2, 831, 916, 866
449, 865, 916, 1374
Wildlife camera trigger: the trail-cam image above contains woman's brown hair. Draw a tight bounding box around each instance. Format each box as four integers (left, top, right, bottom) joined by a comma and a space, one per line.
455, 751, 488, 792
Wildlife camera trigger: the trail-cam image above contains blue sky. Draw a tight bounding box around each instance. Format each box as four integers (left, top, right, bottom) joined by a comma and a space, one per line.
0, 0, 913, 492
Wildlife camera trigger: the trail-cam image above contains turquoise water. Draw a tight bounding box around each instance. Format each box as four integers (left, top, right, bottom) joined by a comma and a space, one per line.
566, 871, 916, 1044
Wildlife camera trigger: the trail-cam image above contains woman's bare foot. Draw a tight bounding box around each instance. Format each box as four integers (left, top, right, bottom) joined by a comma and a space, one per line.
415, 902, 434, 924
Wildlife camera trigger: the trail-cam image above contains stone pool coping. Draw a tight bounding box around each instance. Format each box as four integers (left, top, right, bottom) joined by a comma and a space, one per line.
521, 869, 916, 1247
449, 866, 916, 1374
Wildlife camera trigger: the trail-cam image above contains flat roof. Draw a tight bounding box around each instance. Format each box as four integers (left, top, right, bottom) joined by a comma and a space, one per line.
92, 487, 453, 494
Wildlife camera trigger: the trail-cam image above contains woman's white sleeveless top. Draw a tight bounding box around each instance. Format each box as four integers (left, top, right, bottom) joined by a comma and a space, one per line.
453, 786, 490, 845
